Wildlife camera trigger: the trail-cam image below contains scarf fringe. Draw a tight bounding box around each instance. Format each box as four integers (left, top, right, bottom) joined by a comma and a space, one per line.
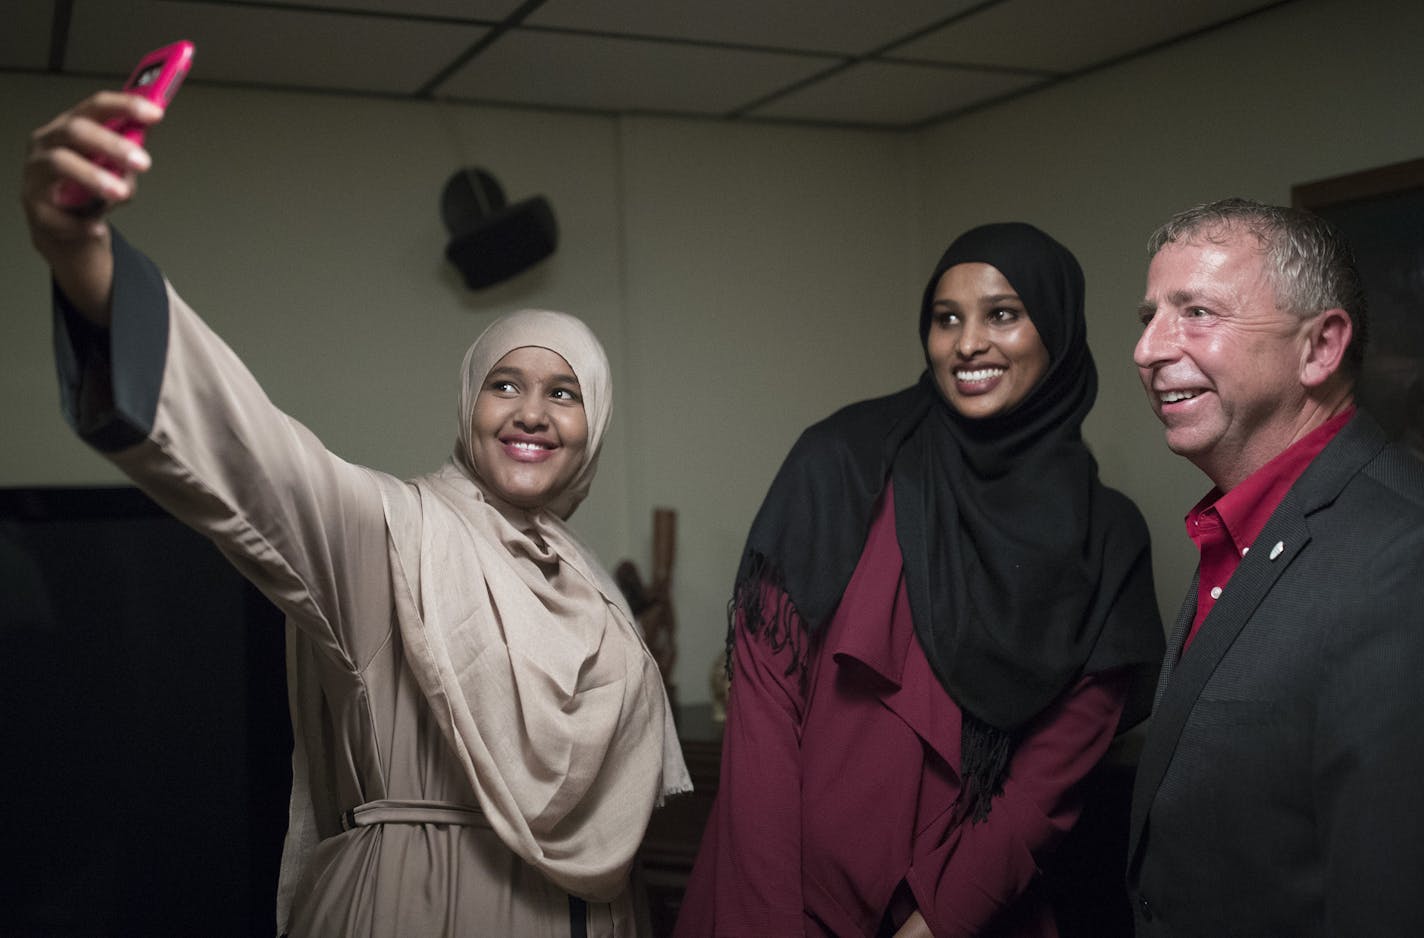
726, 551, 806, 682
961, 712, 1014, 823
730, 552, 1014, 824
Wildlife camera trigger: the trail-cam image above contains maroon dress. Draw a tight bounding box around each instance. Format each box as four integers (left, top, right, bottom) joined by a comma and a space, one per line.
675, 482, 1127, 937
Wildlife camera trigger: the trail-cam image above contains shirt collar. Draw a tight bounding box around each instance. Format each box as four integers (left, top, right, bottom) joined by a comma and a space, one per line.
1186, 407, 1355, 553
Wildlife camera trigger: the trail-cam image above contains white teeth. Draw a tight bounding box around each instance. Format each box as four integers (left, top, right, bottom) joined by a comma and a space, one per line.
1160, 390, 1200, 404
510, 441, 550, 451
956, 367, 1005, 383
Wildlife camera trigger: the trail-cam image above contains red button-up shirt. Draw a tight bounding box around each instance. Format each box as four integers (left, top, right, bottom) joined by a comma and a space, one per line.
1182, 408, 1354, 651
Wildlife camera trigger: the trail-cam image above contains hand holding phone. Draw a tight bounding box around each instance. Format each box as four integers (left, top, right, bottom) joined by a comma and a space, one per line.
57, 40, 195, 211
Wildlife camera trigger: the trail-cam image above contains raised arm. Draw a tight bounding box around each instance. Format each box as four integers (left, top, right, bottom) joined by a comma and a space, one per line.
24, 95, 389, 666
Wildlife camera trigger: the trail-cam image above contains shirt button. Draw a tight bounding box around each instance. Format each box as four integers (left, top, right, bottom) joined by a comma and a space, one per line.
1210, 586, 1223, 599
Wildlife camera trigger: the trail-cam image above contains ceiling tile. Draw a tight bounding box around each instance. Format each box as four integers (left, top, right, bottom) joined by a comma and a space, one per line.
528, 0, 983, 55
435, 29, 836, 115
252, 0, 524, 21
749, 60, 1046, 127
3, 1, 55, 71
65, 0, 487, 94
893, 0, 1284, 73
7, 0, 1304, 130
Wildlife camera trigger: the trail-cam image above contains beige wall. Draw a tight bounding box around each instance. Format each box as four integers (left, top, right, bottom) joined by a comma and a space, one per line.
913, 0, 1424, 617
615, 117, 923, 704
3, 0, 1420, 702
1, 73, 920, 705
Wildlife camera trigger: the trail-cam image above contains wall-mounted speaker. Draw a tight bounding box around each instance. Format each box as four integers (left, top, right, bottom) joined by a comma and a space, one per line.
441, 168, 558, 290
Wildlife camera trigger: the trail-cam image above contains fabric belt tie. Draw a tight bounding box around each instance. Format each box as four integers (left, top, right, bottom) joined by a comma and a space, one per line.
339, 798, 487, 832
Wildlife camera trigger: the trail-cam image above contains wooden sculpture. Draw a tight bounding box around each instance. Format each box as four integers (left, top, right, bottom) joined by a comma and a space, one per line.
615, 508, 678, 712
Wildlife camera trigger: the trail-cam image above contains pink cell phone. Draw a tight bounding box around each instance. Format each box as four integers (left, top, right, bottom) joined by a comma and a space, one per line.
59, 40, 195, 210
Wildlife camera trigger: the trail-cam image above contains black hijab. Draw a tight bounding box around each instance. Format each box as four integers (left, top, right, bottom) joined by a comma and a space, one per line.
730, 223, 1163, 820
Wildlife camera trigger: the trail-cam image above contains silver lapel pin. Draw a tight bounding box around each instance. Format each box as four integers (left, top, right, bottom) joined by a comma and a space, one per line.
1269, 541, 1285, 561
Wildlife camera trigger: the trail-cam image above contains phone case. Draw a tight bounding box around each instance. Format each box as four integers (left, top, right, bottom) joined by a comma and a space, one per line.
58, 40, 195, 210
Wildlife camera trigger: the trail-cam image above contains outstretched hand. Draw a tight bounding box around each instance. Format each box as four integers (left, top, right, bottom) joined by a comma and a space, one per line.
21, 92, 163, 323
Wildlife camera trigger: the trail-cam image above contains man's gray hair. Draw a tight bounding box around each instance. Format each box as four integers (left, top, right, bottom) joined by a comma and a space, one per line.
1148, 197, 1368, 378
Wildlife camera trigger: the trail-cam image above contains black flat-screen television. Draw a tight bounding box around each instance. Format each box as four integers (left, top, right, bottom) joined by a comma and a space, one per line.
0, 486, 290, 937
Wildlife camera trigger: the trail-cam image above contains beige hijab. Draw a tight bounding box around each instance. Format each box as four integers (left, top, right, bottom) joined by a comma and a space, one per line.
379, 309, 690, 900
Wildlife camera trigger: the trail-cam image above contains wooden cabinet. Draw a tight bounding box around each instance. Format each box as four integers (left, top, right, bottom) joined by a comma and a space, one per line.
636, 704, 723, 937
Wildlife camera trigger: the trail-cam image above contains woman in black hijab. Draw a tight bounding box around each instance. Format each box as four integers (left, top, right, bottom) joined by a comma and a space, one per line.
675, 223, 1164, 937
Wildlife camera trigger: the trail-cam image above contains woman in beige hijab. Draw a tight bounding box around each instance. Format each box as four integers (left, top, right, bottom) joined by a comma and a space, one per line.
23, 91, 689, 937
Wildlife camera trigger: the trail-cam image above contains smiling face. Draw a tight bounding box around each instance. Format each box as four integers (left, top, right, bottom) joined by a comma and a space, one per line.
925, 262, 1051, 420
1134, 229, 1315, 489
468, 346, 589, 510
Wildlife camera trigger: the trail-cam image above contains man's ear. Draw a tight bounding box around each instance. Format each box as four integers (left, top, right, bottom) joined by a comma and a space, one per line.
1300, 308, 1353, 388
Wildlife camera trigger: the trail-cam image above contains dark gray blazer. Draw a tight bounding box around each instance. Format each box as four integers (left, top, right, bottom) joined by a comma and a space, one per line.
1127, 412, 1424, 937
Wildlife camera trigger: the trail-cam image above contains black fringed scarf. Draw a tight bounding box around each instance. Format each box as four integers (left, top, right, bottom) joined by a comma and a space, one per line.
729, 223, 1164, 823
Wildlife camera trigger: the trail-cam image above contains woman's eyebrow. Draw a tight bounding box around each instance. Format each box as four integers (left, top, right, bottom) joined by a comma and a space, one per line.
487, 364, 580, 387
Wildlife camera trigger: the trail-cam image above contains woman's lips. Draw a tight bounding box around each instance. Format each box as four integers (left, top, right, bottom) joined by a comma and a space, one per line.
954, 365, 1006, 396
501, 438, 557, 462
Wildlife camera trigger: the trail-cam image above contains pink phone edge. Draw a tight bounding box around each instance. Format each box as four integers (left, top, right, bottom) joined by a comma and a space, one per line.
55, 40, 195, 209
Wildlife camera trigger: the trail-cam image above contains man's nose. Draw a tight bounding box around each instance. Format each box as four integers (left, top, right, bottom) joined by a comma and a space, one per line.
1134, 313, 1174, 370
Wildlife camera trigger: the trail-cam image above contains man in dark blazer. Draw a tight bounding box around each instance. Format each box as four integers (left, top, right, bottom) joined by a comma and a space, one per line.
1127, 197, 1424, 936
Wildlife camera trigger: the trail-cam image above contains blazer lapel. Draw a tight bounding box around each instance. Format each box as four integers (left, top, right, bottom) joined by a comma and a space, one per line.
1126, 413, 1387, 871
1126, 516, 1310, 867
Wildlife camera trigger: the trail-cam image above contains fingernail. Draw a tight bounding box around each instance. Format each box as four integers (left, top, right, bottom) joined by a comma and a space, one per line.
126, 148, 152, 171
101, 172, 128, 199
